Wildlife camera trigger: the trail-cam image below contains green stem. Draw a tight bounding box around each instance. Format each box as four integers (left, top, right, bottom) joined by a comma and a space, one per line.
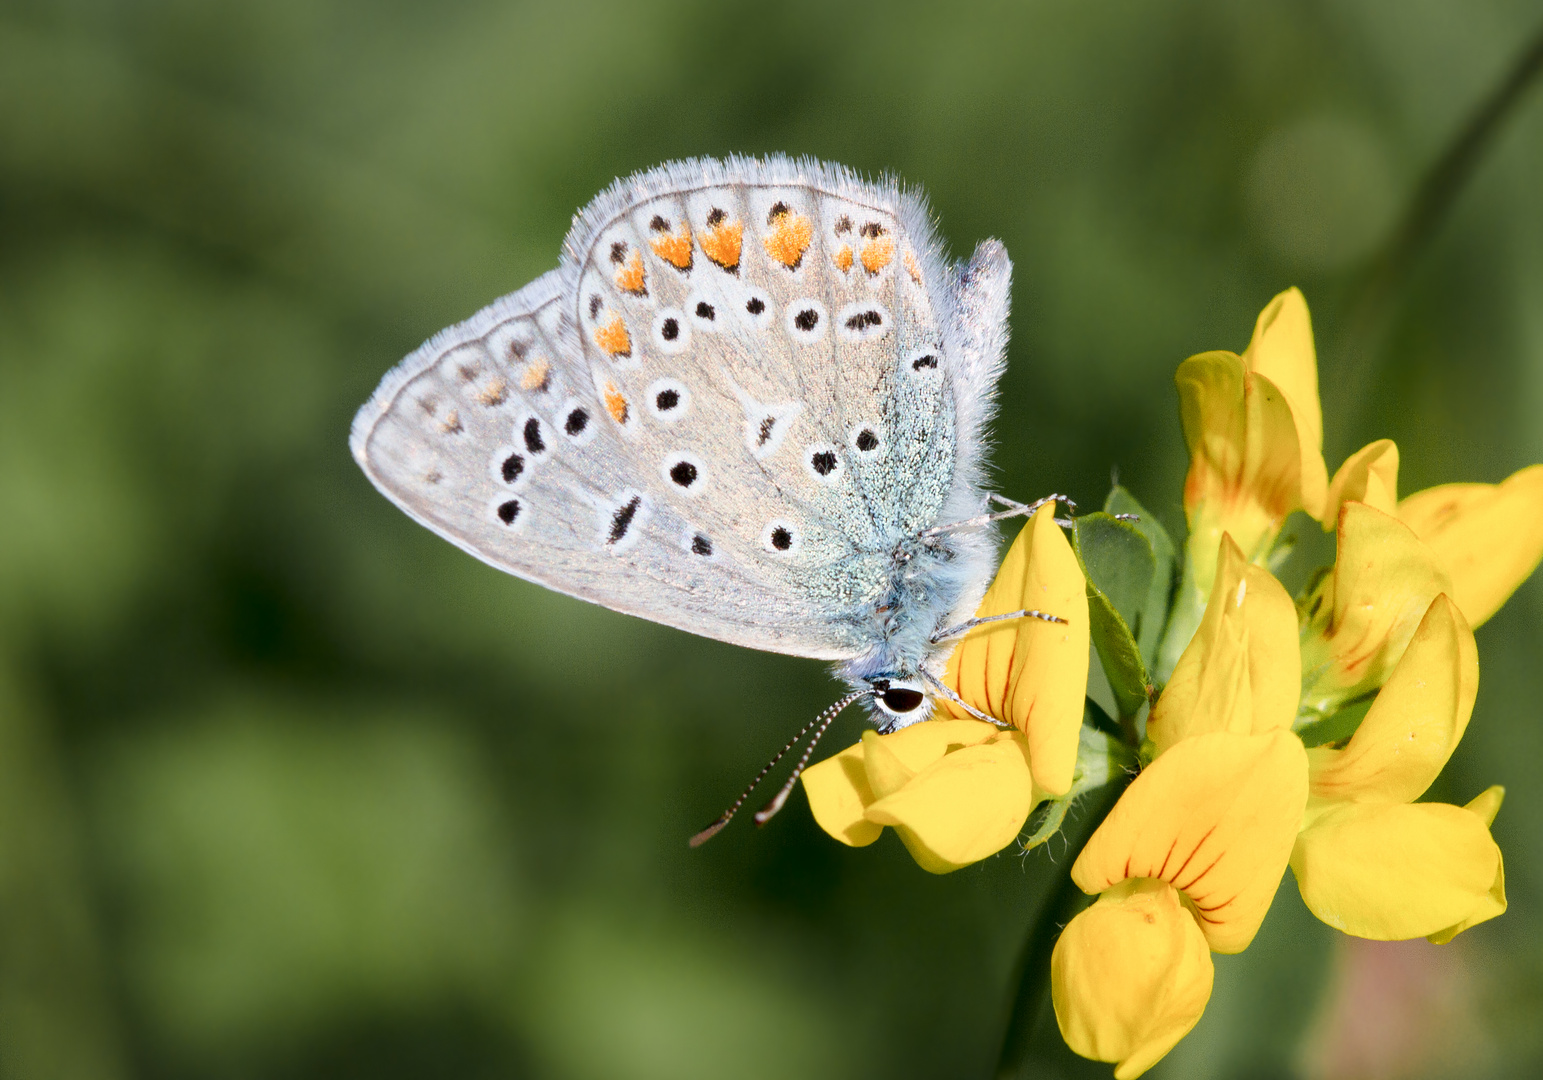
992, 778, 1131, 1080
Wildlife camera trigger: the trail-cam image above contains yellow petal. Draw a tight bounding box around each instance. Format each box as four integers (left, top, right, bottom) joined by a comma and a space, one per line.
1240, 287, 1328, 519
1323, 439, 1400, 524
802, 719, 1004, 849
1429, 786, 1508, 943
1290, 800, 1500, 941
1051, 879, 1214, 1080
1398, 464, 1543, 627
1464, 784, 1505, 827
802, 742, 883, 847
1308, 595, 1477, 805
1299, 502, 1452, 712
1072, 730, 1308, 953
864, 732, 1038, 874
943, 504, 1089, 796
1148, 535, 1300, 754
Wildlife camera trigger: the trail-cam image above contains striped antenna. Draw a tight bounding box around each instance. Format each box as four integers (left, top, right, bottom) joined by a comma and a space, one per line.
689, 689, 868, 847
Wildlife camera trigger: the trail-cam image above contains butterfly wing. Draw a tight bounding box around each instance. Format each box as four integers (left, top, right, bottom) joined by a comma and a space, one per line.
351, 156, 1004, 661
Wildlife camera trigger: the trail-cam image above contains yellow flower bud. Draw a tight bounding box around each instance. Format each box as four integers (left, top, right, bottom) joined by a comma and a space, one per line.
1051, 879, 1214, 1080
1146, 535, 1299, 755
1175, 288, 1328, 600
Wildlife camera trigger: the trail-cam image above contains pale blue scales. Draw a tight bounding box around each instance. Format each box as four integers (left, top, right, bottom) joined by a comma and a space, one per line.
350, 155, 1018, 738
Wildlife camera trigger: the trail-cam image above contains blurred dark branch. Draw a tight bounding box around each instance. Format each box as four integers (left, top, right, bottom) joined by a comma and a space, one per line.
992, 777, 1128, 1080
1334, 18, 1543, 441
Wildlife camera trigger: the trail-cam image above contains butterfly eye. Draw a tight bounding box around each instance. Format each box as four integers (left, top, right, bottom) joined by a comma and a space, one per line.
881, 687, 925, 713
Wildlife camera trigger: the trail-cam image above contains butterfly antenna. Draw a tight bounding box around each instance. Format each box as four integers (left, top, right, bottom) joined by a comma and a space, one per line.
689, 689, 867, 847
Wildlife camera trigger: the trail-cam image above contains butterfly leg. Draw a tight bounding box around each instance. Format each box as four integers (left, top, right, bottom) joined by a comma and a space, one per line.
921, 492, 1076, 538
920, 670, 1011, 729
929, 607, 1066, 644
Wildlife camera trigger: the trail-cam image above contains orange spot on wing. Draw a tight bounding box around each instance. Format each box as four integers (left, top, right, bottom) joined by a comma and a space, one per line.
604, 381, 630, 424
650, 223, 693, 269
439, 408, 462, 434
593, 315, 632, 358
861, 235, 896, 275
520, 358, 550, 392
833, 243, 853, 273
903, 249, 923, 283
613, 249, 646, 294
762, 209, 812, 268
474, 375, 508, 406
700, 219, 743, 271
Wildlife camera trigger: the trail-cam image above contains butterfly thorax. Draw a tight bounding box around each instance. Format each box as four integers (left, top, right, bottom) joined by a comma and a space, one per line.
837, 523, 997, 728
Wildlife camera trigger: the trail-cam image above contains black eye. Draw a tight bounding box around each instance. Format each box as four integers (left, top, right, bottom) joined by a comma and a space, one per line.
695, 301, 715, 320
881, 687, 925, 713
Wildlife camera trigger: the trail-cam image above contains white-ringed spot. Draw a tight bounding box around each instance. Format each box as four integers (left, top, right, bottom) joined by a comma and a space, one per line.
652, 308, 691, 355
785, 298, 828, 344
761, 519, 802, 556
849, 422, 887, 458
645, 378, 691, 423
836, 301, 891, 343
804, 444, 844, 485
660, 451, 707, 496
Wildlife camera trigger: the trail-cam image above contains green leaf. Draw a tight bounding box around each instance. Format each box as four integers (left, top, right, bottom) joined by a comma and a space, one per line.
1103, 486, 1177, 668
1072, 513, 1153, 719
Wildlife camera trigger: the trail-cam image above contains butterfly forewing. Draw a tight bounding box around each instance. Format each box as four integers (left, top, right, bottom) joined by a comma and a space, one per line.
353, 157, 974, 661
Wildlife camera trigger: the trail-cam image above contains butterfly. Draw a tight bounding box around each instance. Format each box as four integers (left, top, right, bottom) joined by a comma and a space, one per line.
350, 156, 1063, 840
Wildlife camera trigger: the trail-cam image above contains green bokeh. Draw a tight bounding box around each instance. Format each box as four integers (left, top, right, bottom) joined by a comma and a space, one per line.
2, 2, 1541, 1077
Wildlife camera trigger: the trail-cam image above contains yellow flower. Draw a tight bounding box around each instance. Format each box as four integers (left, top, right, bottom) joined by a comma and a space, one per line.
801, 503, 1088, 872
1053, 538, 1307, 1077
1175, 288, 1328, 602
1291, 594, 1506, 942
801, 719, 1040, 874
1052, 729, 1309, 1078
941, 502, 1090, 796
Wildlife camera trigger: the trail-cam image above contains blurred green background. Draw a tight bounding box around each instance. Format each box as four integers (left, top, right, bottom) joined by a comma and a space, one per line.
3, 2, 1543, 1078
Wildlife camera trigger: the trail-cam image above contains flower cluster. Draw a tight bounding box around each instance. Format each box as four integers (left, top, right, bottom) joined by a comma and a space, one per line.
800, 288, 1543, 1076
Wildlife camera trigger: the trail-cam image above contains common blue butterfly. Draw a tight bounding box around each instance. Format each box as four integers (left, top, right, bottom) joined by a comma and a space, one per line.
351, 157, 1061, 838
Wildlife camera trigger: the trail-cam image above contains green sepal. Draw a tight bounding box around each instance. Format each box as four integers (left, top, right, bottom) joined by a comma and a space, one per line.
1023, 701, 1138, 850
1072, 512, 1155, 720
1103, 485, 1177, 668
1296, 694, 1375, 748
